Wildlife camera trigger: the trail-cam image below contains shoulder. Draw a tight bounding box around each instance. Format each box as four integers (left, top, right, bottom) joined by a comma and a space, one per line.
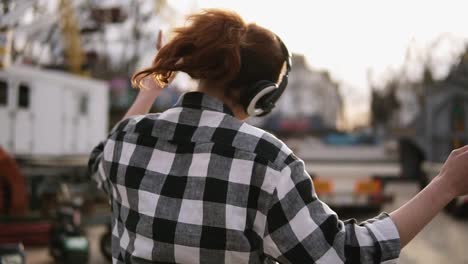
233, 122, 299, 171
108, 112, 163, 136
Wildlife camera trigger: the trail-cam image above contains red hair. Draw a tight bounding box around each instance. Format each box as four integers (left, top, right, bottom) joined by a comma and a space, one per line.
132, 9, 285, 100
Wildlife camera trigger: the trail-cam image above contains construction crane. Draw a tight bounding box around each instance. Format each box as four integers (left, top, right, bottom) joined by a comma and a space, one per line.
0, 0, 33, 69
58, 0, 86, 75
1, 0, 87, 75
0, 28, 12, 69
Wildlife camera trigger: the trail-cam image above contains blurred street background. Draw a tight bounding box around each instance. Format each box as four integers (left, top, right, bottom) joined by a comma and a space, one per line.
1, 0, 468, 263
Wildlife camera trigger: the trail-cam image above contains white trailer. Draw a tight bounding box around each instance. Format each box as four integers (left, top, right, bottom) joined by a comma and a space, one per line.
0, 65, 108, 157
286, 137, 400, 210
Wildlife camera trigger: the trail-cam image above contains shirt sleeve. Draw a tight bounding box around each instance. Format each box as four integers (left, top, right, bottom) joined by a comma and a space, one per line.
87, 117, 137, 195
88, 139, 109, 193
263, 159, 401, 264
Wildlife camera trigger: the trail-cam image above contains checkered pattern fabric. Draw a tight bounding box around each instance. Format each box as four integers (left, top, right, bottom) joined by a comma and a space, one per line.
88, 92, 400, 264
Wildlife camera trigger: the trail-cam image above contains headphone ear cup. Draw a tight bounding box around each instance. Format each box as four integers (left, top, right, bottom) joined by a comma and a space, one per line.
241, 80, 277, 116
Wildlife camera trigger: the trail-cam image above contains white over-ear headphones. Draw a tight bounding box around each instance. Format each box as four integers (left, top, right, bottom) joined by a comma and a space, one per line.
241, 35, 292, 117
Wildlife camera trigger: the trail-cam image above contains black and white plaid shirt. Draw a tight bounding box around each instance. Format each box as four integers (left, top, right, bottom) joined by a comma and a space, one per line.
89, 92, 400, 264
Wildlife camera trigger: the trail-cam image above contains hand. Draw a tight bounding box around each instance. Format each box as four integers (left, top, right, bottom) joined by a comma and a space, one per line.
124, 30, 174, 119
156, 29, 163, 50
133, 73, 165, 93
153, 30, 176, 88
437, 145, 468, 197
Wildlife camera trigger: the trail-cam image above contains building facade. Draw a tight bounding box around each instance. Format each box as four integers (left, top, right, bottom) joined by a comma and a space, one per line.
275, 54, 343, 130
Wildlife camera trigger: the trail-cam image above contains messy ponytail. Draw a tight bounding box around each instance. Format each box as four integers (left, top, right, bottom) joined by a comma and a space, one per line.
132, 9, 246, 87
132, 9, 285, 102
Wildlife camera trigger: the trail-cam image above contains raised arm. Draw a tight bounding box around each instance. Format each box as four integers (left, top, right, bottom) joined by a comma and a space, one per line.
263, 146, 468, 263
88, 75, 165, 193
122, 81, 164, 120
89, 30, 168, 191
390, 145, 468, 247
123, 30, 168, 120
263, 159, 400, 263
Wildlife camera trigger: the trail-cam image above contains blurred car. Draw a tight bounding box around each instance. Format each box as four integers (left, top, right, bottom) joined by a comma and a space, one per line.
323, 132, 376, 146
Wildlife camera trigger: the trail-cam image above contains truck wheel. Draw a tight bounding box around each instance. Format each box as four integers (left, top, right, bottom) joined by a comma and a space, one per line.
398, 138, 426, 188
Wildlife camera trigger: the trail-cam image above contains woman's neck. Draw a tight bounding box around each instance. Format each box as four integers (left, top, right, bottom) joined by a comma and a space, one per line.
196, 81, 248, 120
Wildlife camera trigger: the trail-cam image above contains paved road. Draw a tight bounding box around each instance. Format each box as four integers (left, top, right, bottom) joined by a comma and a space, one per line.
25, 183, 468, 263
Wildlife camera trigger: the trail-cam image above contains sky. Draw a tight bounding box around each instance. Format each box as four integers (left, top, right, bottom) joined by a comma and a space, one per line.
13, 0, 468, 125
170, 0, 468, 124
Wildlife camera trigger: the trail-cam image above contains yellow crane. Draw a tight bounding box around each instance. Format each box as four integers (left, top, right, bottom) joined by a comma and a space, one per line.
0, 28, 12, 69
1, 0, 86, 75
0, 0, 22, 69
59, 0, 86, 75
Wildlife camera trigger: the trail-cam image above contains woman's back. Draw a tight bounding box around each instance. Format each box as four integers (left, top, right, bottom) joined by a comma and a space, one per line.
91, 91, 401, 264
95, 92, 289, 263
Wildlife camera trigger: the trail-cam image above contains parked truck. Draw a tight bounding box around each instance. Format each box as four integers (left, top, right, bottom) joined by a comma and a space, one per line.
399, 81, 468, 217
285, 137, 399, 211
0, 65, 108, 157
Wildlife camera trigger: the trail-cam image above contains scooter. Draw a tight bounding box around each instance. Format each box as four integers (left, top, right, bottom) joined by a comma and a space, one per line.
0, 244, 26, 264
49, 184, 89, 263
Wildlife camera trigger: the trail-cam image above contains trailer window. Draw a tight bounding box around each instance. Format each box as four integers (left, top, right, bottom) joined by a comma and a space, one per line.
0, 80, 7, 106
79, 94, 88, 115
18, 84, 30, 108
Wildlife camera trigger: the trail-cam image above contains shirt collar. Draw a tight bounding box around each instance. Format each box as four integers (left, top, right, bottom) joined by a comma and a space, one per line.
174, 92, 235, 116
